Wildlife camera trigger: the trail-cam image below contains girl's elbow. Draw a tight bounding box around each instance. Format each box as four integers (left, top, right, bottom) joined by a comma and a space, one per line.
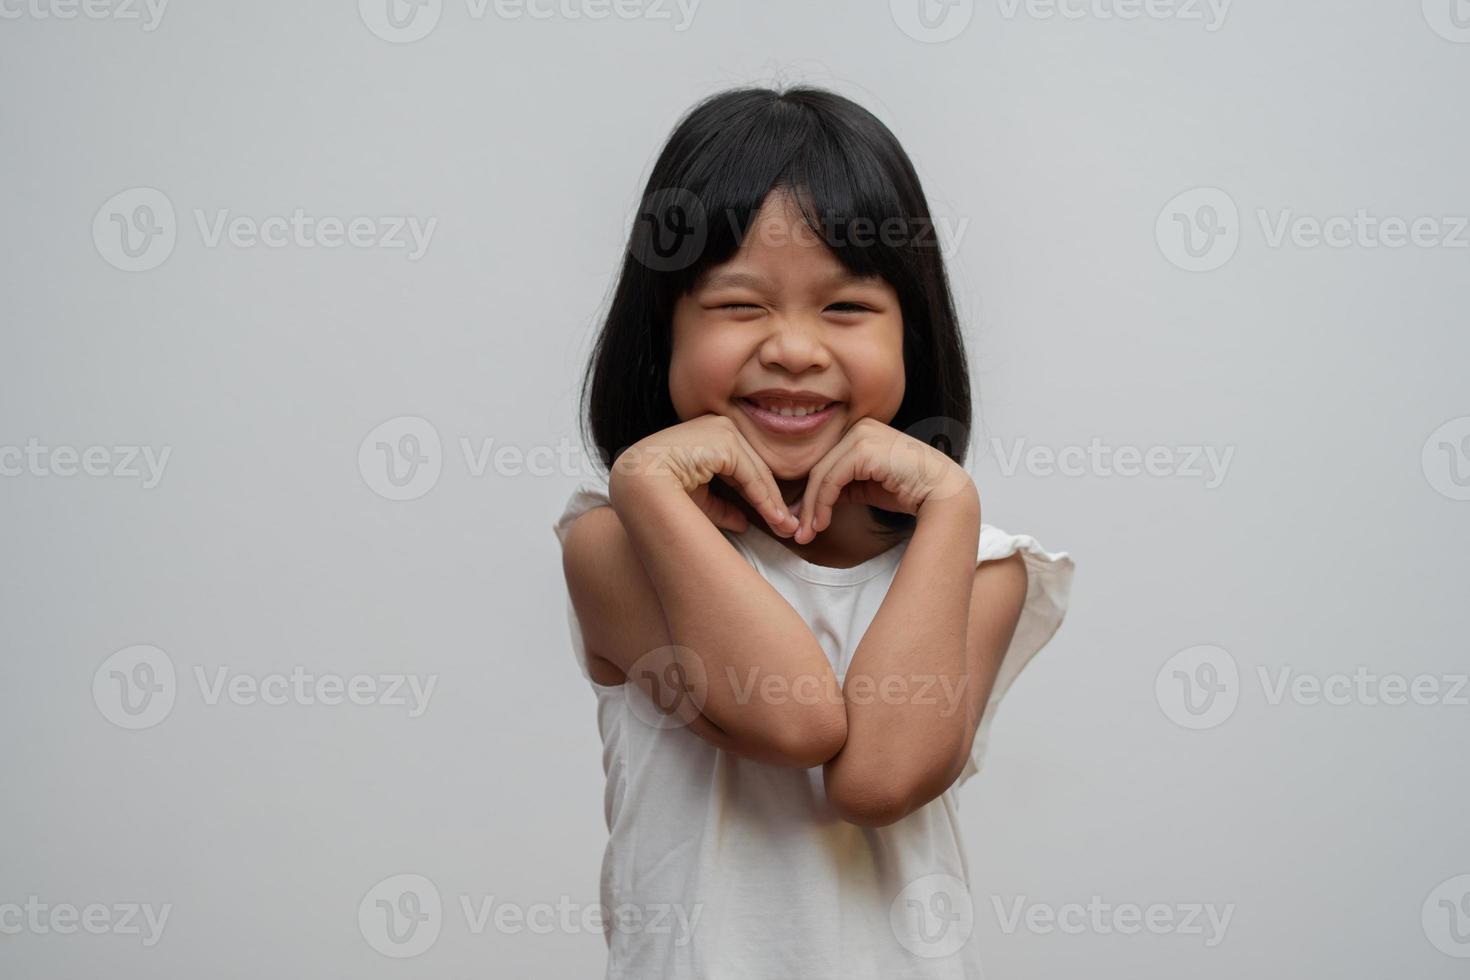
826, 754, 965, 827
766, 705, 848, 768
827, 774, 916, 828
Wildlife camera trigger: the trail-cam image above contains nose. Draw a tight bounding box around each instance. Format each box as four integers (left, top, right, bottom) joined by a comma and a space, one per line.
757, 316, 831, 374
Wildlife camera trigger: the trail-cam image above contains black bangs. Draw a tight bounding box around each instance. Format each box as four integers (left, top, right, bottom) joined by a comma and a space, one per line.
650, 88, 937, 300
581, 85, 972, 533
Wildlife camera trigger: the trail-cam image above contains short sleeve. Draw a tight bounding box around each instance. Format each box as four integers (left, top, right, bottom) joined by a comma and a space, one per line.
956, 524, 1075, 787
551, 475, 615, 685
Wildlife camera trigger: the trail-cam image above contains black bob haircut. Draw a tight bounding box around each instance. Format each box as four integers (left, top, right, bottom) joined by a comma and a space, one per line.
579, 85, 972, 536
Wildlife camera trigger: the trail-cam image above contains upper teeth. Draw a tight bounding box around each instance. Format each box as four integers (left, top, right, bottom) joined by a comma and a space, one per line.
753, 399, 831, 417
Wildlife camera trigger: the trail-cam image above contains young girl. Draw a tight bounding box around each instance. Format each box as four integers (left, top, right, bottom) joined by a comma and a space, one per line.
553, 85, 1074, 979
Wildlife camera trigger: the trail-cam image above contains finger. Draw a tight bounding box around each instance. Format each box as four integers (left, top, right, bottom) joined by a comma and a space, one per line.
734, 435, 799, 537
812, 443, 867, 539
740, 440, 798, 536
719, 430, 793, 535
797, 434, 858, 544
796, 448, 833, 545
708, 423, 782, 528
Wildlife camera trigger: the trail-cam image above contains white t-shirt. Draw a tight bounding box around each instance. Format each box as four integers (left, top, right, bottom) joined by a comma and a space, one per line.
552, 475, 1074, 980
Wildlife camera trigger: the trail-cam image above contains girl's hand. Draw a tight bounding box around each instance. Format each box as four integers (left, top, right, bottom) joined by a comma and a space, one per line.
610, 413, 800, 537
792, 418, 976, 544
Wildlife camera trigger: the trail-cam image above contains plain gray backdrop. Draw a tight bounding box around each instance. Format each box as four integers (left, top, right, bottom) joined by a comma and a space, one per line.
3, 0, 1468, 976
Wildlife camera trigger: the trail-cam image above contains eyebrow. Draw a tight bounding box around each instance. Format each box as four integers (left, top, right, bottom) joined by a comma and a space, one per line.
698, 269, 876, 291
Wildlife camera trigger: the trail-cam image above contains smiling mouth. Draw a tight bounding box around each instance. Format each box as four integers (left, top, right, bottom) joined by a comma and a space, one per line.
736, 397, 842, 435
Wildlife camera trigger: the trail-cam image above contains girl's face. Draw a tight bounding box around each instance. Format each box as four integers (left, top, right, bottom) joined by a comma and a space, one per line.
669, 189, 906, 482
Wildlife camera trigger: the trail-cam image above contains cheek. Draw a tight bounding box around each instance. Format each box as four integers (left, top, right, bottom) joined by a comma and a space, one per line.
668, 331, 742, 420
849, 323, 906, 420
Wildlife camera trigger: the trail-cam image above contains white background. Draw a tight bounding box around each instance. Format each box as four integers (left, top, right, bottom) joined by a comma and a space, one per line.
3, 0, 1468, 976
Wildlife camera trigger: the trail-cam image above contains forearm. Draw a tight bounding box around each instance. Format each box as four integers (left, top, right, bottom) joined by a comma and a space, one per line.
610, 472, 848, 765
824, 485, 982, 821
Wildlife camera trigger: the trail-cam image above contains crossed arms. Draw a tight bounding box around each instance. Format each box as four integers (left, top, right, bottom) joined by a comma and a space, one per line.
560, 477, 1027, 827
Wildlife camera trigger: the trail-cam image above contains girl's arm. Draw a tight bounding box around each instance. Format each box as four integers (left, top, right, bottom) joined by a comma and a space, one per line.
821, 486, 1028, 827
562, 435, 848, 768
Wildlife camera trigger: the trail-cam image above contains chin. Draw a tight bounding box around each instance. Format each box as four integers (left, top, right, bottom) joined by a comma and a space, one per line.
753, 442, 829, 482
766, 461, 812, 482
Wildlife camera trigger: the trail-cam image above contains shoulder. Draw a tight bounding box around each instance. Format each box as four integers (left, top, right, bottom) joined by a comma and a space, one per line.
972, 550, 1028, 614
559, 503, 629, 592
973, 523, 1053, 620
968, 522, 1076, 656
558, 504, 647, 685
560, 503, 665, 630
975, 524, 1074, 601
